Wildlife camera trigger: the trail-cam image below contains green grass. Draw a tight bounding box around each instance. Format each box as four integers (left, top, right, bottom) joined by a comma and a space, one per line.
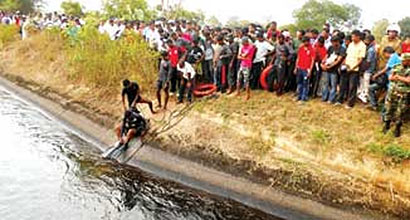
367, 142, 410, 161
311, 129, 331, 145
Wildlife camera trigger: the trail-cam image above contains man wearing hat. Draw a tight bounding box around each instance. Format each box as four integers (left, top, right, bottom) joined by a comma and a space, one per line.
378, 24, 402, 71
383, 53, 410, 137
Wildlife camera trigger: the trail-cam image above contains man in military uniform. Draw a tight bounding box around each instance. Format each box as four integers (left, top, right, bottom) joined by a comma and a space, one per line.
383, 53, 410, 137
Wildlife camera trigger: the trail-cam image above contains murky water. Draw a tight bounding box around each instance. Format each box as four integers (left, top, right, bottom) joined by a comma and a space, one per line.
0, 87, 278, 220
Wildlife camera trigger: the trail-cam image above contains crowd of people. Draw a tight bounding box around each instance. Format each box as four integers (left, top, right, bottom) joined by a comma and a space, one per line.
1, 10, 410, 137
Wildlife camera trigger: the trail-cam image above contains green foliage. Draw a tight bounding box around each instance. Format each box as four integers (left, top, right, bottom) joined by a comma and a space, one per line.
367, 143, 410, 162
225, 16, 251, 28
206, 15, 221, 27
399, 17, 410, 37
384, 144, 410, 161
311, 129, 331, 145
103, 0, 157, 21
163, 6, 205, 23
0, 24, 19, 49
279, 24, 298, 36
0, 0, 21, 11
372, 19, 389, 42
64, 22, 159, 91
0, 0, 42, 13
293, 0, 361, 30
61, 1, 83, 17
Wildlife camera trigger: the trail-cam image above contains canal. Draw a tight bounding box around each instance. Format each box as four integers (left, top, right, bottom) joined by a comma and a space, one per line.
0, 86, 279, 220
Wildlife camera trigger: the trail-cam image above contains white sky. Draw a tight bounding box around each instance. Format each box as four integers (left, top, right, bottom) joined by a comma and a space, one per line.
45, 0, 410, 29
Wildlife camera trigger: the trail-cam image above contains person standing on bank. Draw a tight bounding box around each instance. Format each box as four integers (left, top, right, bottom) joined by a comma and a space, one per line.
383, 53, 410, 137
177, 59, 196, 104
321, 36, 346, 104
342, 30, 367, 109
122, 79, 156, 114
294, 36, 315, 102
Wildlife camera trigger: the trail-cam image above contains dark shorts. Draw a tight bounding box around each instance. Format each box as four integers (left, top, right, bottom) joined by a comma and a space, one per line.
156, 80, 168, 90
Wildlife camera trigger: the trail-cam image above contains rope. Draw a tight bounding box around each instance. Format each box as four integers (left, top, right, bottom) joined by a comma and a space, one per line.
122, 95, 218, 163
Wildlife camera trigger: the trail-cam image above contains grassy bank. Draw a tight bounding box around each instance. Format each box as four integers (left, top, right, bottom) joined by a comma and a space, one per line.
0, 25, 158, 125
1, 26, 410, 218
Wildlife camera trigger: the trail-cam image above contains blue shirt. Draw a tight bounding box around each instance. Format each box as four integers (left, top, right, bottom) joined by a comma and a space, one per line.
365, 44, 377, 73
386, 53, 401, 87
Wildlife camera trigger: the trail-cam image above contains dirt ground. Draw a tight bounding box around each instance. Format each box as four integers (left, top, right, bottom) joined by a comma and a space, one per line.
1, 37, 410, 218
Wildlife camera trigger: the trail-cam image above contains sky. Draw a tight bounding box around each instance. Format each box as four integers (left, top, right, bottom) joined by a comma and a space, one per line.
45, 0, 410, 29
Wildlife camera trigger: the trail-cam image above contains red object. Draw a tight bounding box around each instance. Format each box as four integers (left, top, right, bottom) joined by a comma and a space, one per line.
193, 84, 217, 97
314, 43, 327, 61
260, 64, 273, 91
221, 65, 226, 86
267, 29, 281, 40
168, 46, 179, 68
297, 45, 315, 70
402, 42, 410, 53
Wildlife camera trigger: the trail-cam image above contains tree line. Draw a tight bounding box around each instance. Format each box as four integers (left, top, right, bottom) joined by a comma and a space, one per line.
2, 0, 410, 37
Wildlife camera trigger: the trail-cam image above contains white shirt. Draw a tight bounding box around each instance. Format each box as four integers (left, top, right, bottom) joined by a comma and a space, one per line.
104, 23, 117, 40
98, 24, 105, 34
177, 62, 196, 80
324, 36, 332, 50
254, 40, 274, 63
145, 28, 161, 49
115, 24, 126, 39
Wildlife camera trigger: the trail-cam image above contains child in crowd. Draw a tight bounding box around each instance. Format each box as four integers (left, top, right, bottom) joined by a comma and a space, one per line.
237, 37, 254, 100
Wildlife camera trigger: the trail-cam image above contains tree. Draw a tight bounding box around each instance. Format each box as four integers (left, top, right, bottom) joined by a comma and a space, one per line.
61, 1, 83, 17
293, 0, 361, 30
163, 6, 205, 23
206, 15, 221, 27
103, 0, 156, 21
372, 19, 389, 42
399, 17, 410, 37
279, 24, 298, 36
0, 0, 43, 13
226, 16, 241, 28
0, 0, 21, 12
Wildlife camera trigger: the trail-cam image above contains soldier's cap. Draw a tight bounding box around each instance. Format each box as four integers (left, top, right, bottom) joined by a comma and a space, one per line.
401, 53, 410, 61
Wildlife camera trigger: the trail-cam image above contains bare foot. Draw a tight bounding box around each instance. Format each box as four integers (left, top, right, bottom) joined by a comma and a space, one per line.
245, 95, 250, 101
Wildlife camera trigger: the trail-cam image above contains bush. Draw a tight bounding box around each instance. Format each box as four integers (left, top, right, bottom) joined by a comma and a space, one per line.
0, 24, 19, 48
64, 23, 159, 93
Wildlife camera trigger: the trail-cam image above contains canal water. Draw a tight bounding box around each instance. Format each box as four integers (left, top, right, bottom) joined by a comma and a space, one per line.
0, 86, 278, 220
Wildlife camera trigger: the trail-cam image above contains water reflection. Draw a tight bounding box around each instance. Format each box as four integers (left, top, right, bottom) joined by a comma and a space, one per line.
0, 88, 277, 220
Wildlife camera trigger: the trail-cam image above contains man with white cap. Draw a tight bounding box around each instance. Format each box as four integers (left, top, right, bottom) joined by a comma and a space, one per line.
378, 24, 402, 71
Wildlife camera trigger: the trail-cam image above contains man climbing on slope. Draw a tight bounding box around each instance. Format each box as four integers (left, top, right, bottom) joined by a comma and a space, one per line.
122, 79, 156, 114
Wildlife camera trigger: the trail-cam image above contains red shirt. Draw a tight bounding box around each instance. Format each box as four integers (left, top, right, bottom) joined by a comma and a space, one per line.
168, 46, 179, 68
297, 45, 315, 70
314, 43, 327, 62
267, 29, 281, 40
402, 42, 410, 54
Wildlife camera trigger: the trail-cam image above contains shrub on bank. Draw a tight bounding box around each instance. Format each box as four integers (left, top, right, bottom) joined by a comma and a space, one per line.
0, 24, 19, 49
64, 23, 159, 94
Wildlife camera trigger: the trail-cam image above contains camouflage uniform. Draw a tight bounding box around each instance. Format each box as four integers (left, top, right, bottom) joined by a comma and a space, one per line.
384, 63, 410, 125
